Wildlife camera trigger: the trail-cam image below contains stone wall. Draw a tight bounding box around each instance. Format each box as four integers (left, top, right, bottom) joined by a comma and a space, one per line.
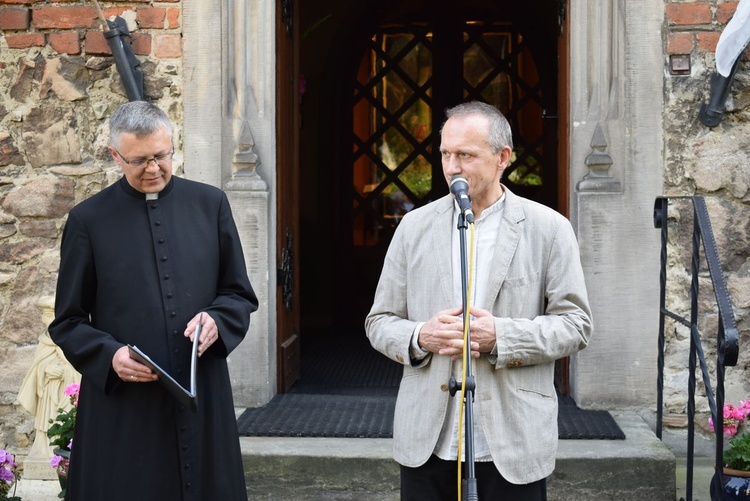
662, 0, 750, 432
0, 0, 183, 459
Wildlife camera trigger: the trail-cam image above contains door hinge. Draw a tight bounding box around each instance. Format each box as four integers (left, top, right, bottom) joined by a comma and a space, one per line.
277, 227, 294, 311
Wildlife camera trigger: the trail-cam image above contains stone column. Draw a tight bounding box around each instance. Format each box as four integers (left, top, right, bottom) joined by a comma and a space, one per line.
568, 0, 663, 409
184, 0, 276, 407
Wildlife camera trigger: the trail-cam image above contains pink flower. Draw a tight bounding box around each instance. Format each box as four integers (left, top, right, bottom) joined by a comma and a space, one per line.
0, 467, 13, 484
64, 383, 79, 397
65, 383, 80, 406
50, 455, 63, 468
710, 401, 750, 437
1, 449, 18, 487
0, 450, 15, 469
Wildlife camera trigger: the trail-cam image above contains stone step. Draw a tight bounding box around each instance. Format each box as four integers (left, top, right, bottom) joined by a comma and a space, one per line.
241, 412, 678, 501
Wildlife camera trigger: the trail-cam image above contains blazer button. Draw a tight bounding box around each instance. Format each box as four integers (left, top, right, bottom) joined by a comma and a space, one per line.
440, 384, 449, 391
395, 354, 404, 363
509, 359, 523, 367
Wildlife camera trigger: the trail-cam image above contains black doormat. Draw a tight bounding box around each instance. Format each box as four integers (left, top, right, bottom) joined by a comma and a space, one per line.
250, 332, 626, 440
237, 393, 626, 440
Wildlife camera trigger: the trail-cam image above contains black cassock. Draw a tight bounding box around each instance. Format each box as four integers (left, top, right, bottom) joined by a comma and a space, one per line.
49, 176, 258, 501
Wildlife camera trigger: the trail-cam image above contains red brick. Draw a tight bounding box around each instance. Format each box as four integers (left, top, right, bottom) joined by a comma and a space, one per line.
154, 33, 181, 58
166, 8, 179, 29
0, 7, 29, 30
130, 32, 151, 56
136, 7, 165, 29
160, 0, 179, 3
84, 30, 111, 55
85, 30, 150, 56
717, 2, 738, 25
667, 32, 694, 54
32, 6, 98, 29
666, 3, 712, 26
0, 0, 40, 4
101, 7, 129, 23
5, 32, 45, 48
49, 32, 81, 55
697, 31, 721, 52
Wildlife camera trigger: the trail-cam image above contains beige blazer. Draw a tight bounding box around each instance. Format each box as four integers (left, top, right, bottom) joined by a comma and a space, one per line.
365, 187, 593, 484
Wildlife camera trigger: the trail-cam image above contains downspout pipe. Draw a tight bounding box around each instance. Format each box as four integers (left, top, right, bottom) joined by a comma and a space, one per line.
699, 57, 741, 128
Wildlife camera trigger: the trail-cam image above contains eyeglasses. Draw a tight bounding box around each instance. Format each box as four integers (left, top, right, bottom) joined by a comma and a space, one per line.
113, 146, 174, 168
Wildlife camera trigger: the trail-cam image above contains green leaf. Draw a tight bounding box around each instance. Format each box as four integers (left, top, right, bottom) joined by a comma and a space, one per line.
725, 433, 750, 471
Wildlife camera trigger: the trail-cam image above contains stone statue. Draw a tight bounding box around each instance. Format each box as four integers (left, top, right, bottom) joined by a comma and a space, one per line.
16, 295, 80, 479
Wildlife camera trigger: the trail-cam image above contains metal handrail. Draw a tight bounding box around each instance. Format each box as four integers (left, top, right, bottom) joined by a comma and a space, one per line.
653, 196, 739, 501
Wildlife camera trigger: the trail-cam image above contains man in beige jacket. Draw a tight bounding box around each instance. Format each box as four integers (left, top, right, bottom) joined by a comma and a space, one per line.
366, 101, 593, 500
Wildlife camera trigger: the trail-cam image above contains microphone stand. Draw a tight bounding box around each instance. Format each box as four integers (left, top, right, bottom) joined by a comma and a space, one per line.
448, 210, 478, 501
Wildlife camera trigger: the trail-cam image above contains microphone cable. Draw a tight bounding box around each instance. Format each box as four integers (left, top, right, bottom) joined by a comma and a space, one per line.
456, 219, 476, 501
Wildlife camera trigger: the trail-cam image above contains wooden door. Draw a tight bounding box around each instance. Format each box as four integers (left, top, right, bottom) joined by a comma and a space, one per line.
346, 1, 561, 328
276, 0, 301, 392
555, 0, 571, 394
295, 0, 571, 393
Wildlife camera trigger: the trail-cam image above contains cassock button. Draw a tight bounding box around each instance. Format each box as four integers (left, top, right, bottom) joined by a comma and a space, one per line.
164, 274, 170, 280
174, 348, 180, 354
182, 445, 188, 451
185, 463, 190, 469
162, 256, 168, 261
167, 293, 174, 298
158, 238, 164, 243
171, 311, 176, 317
173, 330, 178, 335
186, 482, 191, 489
150, 204, 157, 209
180, 426, 186, 432
155, 221, 161, 226
179, 405, 185, 412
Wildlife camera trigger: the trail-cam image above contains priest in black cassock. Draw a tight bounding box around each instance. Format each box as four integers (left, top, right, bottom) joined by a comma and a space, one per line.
49, 101, 258, 501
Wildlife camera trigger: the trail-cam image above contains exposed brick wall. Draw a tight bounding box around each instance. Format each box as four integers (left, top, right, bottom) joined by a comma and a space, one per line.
0, 0, 182, 57
665, 0, 750, 57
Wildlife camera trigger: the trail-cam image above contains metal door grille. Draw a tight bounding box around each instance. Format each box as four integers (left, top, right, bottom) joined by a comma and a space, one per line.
353, 21, 547, 246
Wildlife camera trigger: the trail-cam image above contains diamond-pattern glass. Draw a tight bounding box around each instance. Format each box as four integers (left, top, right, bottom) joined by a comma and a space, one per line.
353, 21, 548, 246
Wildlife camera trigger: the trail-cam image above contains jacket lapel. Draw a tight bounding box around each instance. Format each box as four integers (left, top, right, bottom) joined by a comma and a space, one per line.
430, 196, 455, 308
481, 188, 524, 310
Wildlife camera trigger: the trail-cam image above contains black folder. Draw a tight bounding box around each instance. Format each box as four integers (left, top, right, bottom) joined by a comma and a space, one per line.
128, 319, 200, 412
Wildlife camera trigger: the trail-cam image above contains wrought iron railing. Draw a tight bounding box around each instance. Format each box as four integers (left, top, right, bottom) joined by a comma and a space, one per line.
653, 196, 739, 501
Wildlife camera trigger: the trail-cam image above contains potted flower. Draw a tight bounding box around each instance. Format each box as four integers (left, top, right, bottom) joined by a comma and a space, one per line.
709, 400, 750, 500
0, 449, 21, 501
47, 383, 79, 498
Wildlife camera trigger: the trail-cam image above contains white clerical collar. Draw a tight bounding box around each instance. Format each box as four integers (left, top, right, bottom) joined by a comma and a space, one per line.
145, 193, 159, 200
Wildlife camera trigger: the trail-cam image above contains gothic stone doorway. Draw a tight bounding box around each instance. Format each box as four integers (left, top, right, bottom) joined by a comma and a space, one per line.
284, 0, 568, 393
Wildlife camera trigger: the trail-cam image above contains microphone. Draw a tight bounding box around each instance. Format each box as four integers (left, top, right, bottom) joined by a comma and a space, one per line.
450, 175, 474, 223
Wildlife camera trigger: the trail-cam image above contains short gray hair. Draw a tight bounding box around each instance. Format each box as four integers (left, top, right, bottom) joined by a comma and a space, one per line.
109, 101, 173, 148
442, 101, 513, 153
